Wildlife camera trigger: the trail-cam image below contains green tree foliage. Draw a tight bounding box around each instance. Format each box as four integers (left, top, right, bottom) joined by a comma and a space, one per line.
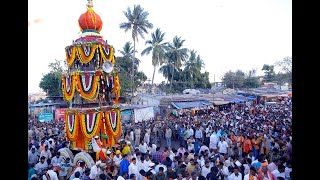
115, 42, 147, 95
39, 73, 61, 96
275, 56, 292, 74
274, 56, 292, 85
39, 59, 66, 96
262, 64, 276, 82
158, 48, 211, 93
165, 36, 189, 92
119, 4, 153, 96
243, 77, 261, 88
222, 69, 260, 89
141, 28, 168, 85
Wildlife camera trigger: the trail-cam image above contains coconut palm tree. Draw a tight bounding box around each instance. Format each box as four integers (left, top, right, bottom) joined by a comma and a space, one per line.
141, 28, 168, 85
195, 55, 205, 71
119, 5, 153, 98
116, 42, 140, 74
166, 36, 189, 93
115, 42, 142, 96
184, 50, 198, 88
159, 63, 175, 84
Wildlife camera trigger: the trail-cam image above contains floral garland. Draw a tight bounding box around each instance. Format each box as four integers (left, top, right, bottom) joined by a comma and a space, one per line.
99, 44, 115, 64
104, 109, 122, 139
65, 46, 77, 66
101, 111, 109, 138
111, 72, 121, 104
107, 135, 115, 147
79, 112, 102, 139
65, 113, 79, 141
61, 75, 76, 102
65, 106, 120, 115
65, 43, 115, 67
77, 44, 98, 64
75, 72, 100, 101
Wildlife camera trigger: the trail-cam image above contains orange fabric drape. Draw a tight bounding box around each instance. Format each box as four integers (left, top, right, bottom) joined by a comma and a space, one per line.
243, 139, 253, 153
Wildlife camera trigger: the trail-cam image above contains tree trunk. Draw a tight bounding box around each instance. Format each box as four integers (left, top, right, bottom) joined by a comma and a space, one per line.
169, 63, 175, 93
132, 39, 136, 103
152, 65, 156, 85
152, 53, 159, 86
191, 71, 194, 89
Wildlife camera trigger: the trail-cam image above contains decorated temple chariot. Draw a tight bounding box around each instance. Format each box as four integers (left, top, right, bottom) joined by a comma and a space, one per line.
58, 0, 122, 169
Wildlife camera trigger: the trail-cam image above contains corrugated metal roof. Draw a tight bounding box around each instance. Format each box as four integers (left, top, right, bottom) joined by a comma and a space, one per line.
171, 101, 210, 109
30, 102, 68, 107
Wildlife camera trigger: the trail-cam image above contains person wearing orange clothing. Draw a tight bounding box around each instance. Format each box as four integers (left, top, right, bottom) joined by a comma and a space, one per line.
257, 162, 274, 180
92, 136, 107, 161
244, 167, 259, 180
236, 134, 244, 156
231, 132, 236, 144
243, 136, 253, 155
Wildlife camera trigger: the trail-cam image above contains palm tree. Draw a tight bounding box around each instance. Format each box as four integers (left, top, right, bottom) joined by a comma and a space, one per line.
141, 28, 168, 85
159, 63, 175, 84
184, 50, 198, 88
115, 42, 141, 95
116, 42, 140, 74
119, 5, 153, 98
166, 36, 189, 93
195, 55, 205, 71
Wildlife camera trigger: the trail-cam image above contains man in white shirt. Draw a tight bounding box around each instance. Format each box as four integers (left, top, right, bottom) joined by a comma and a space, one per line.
144, 132, 150, 146
135, 127, 141, 146
70, 161, 86, 180
129, 157, 139, 177
165, 127, 173, 147
137, 169, 146, 180
228, 167, 242, 180
195, 127, 203, 142
154, 162, 167, 173
139, 141, 148, 154
271, 164, 286, 179
199, 145, 209, 155
247, 150, 255, 162
244, 167, 259, 180
47, 139, 55, 150
143, 155, 152, 172
209, 132, 219, 150
201, 160, 211, 177
40, 145, 52, 162
51, 152, 64, 167
42, 169, 59, 180
35, 156, 49, 175
268, 158, 280, 172
218, 137, 228, 155
59, 157, 74, 180
130, 130, 134, 143
88, 161, 102, 180
188, 126, 194, 138
113, 150, 123, 167
177, 146, 186, 157
136, 153, 144, 172
285, 161, 292, 180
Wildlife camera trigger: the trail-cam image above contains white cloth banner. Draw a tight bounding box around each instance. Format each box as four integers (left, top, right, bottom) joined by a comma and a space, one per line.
134, 107, 155, 123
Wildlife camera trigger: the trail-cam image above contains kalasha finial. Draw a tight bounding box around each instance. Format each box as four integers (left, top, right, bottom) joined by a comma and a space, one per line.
87, 0, 93, 8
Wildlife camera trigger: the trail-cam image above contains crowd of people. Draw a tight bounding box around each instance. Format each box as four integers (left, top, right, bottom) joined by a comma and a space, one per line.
28, 98, 292, 180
